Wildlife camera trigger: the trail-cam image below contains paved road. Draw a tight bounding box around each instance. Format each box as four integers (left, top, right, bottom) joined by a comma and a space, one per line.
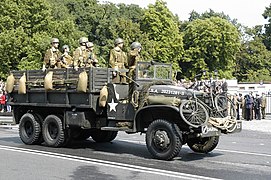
0, 117, 271, 180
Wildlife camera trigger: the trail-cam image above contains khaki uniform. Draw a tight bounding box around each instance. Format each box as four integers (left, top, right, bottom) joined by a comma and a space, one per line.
44, 48, 62, 69
261, 95, 267, 119
73, 46, 88, 68
109, 47, 128, 83
60, 54, 73, 68
127, 49, 140, 82
85, 51, 98, 67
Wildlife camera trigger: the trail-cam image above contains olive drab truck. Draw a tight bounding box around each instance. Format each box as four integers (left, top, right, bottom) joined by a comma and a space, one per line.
6, 62, 242, 160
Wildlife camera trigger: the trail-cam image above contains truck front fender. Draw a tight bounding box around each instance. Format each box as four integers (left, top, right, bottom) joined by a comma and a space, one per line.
134, 105, 187, 132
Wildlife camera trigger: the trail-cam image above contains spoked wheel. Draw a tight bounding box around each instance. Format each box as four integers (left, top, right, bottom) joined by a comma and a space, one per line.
215, 94, 237, 119
42, 115, 65, 147
179, 100, 209, 128
146, 119, 182, 160
187, 136, 219, 153
19, 113, 42, 145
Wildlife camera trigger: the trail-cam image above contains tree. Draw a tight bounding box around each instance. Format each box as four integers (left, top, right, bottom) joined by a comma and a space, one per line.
263, 4, 271, 50
182, 17, 240, 78
0, 0, 84, 79
141, 0, 184, 70
236, 27, 271, 82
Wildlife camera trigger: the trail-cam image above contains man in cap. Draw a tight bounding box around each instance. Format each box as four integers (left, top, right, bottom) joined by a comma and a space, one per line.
73, 37, 89, 69
109, 38, 128, 84
85, 42, 99, 67
43, 38, 62, 71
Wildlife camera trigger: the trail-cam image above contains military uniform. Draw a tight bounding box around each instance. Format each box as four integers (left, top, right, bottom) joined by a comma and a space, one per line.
73, 46, 89, 68
85, 51, 98, 67
60, 53, 73, 68
127, 49, 140, 82
43, 47, 62, 69
109, 47, 128, 83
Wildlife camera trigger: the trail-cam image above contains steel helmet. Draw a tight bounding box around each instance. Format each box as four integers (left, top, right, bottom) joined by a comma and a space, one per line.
130, 42, 142, 50
79, 37, 89, 44
114, 38, 124, 46
62, 45, 70, 52
51, 38, 59, 44
86, 42, 94, 48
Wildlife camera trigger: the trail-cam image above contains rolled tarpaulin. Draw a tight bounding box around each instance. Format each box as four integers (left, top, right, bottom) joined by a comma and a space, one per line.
18, 73, 26, 94
6, 73, 15, 93
99, 85, 108, 107
44, 71, 53, 90
77, 71, 88, 93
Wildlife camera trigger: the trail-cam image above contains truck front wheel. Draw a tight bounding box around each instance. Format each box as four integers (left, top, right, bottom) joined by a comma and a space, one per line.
42, 115, 65, 147
19, 113, 42, 145
187, 136, 219, 153
146, 119, 182, 160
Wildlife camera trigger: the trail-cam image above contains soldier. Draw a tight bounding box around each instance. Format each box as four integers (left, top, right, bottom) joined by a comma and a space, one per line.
85, 42, 99, 67
127, 41, 142, 82
43, 38, 62, 71
261, 92, 267, 119
73, 37, 89, 69
109, 38, 128, 84
58, 45, 73, 68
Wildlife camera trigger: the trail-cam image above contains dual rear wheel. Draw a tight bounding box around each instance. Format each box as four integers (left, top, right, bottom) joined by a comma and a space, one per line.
19, 113, 118, 147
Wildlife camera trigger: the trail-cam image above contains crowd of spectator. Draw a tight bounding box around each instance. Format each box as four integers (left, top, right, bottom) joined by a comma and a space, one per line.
233, 92, 266, 121
0, 80, 11, 113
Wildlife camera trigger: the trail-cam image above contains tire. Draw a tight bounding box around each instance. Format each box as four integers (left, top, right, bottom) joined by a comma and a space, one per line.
179, 100, 209, 128
91, 130, 118, 143
146, 119, 182, 160
19, 113, 42, 145
42, 115, 65, 147
187, 136, 219, 153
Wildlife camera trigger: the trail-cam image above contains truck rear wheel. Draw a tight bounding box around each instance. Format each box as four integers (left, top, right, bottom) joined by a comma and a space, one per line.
146, 119, 182, 160
42, 115, 65, 147
19, 113, 42, 145
91, 130, 118, 142
187, 136, 219, 153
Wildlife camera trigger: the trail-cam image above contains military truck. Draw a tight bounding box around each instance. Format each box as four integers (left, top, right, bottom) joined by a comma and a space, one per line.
6, 62, 241, 160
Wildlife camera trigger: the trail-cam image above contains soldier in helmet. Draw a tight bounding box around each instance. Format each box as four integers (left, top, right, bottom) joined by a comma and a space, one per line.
59, 45, 73, 68
43, 38, 62, 71
127, 41, 142, 82
85, 42, 99, 67
73, 37, 89, 69
109, 38, 128, 84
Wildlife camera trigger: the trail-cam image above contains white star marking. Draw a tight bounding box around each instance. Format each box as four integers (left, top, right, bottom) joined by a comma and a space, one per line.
108, 99, 118, 112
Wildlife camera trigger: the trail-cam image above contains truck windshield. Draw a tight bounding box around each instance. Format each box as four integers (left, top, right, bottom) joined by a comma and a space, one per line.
136, 62, 172, 80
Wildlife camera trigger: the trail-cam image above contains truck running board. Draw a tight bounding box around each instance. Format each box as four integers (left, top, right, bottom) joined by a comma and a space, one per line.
101, 127, 134, 132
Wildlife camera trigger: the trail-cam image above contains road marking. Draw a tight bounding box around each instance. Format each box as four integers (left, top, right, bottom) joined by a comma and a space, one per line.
119, 139, 271, 158
0, 145, 221, 180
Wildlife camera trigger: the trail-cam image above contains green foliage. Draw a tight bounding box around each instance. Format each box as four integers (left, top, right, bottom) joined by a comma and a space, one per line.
263, 4, 271, 50
141, 0, 184, 71
0, 0, 85, 79
0, 0, 270, 83
182, 17, 241, 78
236, 34, 271, 82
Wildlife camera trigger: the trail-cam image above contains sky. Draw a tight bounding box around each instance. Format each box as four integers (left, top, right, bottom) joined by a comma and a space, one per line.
103, 0, 270, 27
